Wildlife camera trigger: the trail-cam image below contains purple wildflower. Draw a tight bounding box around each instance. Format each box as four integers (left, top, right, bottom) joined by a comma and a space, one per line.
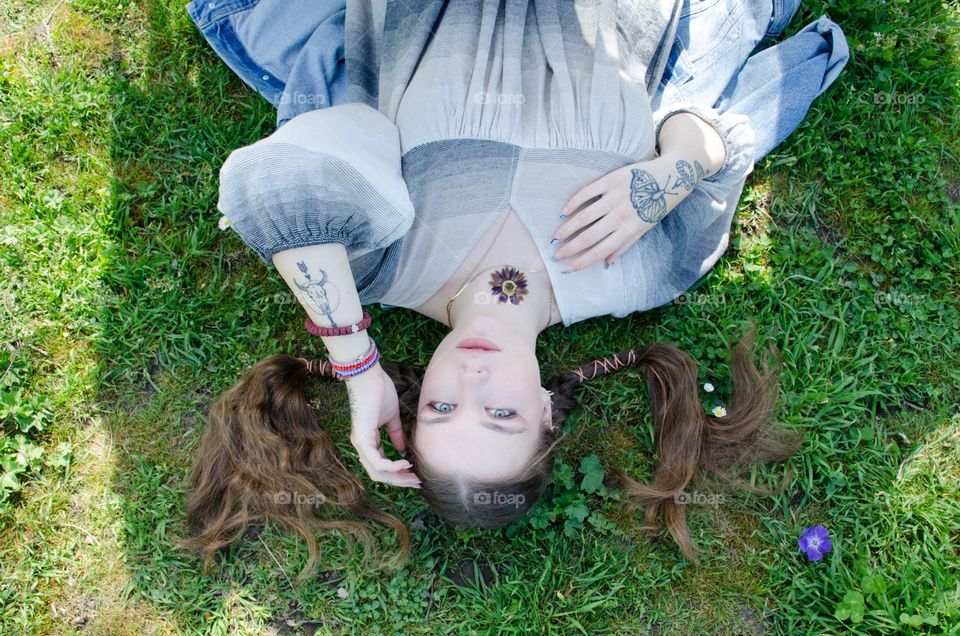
489, 266, 529, 305
798, 525, 832, 561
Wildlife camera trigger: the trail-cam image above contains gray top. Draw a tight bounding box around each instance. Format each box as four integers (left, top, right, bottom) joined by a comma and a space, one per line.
217, 0, 756, 326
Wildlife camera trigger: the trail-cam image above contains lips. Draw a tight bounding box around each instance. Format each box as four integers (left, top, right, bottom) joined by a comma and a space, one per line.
456, 337, 501, 352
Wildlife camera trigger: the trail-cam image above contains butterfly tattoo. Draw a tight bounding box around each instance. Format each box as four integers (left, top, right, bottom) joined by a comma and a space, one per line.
629, 160, 707, 223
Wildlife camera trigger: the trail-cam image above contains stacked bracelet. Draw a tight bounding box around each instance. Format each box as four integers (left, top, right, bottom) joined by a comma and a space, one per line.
305, 312, 372, 337
327, 336, 380, 380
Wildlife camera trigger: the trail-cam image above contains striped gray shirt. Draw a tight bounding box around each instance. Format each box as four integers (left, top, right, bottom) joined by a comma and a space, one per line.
217, 0, 756, 325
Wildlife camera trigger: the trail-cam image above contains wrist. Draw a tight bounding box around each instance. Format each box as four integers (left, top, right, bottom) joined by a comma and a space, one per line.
344, 361, 383, 387
658, 112, 726, 178
326, 336, 380, 381
323, 330, 373, 361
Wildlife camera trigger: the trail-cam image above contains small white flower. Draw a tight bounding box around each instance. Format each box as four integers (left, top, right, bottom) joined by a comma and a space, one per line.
703, 382, 715, 393
336, 586, 349, 599
218, 216, 231, 231
711, 405, 727, 418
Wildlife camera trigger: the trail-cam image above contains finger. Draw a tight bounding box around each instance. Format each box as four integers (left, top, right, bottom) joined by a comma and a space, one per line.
565, 231, 627, 273
385, 415, 406, 454
366, 465, 421, 488
378, 469, 422, 488
605, 239, 637, 266
555, 214, 619, 262
355, 451, 420, 488
352, 431, 414, 471
364, 450, 414, 473
561, 174, 613, 216
554, 199, 613, 244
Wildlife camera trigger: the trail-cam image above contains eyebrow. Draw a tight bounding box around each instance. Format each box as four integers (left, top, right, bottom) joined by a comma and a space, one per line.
419, 415, 527, 434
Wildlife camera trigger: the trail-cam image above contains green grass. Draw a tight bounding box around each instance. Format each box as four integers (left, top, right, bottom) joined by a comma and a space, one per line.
0, 0, 957, 633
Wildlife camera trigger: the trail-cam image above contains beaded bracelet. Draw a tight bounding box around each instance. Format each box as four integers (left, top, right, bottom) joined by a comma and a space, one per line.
305, 312, 372, 337
327, 336, 380, 380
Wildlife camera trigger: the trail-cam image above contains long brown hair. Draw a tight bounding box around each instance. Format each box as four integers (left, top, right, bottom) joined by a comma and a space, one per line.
172, 355, 411, 583
176, 324, 801, 578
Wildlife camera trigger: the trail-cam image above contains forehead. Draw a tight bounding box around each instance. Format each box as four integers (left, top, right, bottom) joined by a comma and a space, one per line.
412, 416, 543, 481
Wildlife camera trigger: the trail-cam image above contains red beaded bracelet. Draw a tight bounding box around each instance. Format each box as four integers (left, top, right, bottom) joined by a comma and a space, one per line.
305, 311, 372, 337
328, 337, 380, 379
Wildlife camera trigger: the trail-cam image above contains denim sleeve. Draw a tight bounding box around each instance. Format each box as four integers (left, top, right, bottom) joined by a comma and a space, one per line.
652, 102, 756, 187
717, 15, 850, 161
216, 104, 415, 267
186, 0, 348, 117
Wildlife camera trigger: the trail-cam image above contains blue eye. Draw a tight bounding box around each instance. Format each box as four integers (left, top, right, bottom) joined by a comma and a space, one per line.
430, 401, 455, 413
488, 408, 515, 419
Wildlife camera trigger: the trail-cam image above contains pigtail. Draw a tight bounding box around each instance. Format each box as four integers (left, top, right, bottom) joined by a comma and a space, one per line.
548, 325, 802, 562
175, 354, 411, 583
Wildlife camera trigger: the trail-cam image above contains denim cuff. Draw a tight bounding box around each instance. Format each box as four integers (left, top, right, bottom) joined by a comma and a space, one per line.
186, 0, 286, 107
653, 103, 756, 187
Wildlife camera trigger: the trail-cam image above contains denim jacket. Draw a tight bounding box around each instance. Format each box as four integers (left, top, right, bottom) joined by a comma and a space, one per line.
187, 0, 848, 160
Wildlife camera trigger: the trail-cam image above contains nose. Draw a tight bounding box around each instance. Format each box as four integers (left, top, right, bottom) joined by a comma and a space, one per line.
459, 364, 487, 382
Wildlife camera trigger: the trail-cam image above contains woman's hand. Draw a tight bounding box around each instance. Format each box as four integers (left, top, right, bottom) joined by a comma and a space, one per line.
345, 364, 421, 488
551, 153, 707, 272
552, 111, 726, 273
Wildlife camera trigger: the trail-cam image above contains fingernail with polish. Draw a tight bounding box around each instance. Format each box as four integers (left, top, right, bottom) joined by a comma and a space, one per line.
559, 213, 566, 219
550, 237, 559, 245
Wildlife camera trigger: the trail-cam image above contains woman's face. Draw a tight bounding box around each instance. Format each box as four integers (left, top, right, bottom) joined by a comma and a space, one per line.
412, 315, 551, 482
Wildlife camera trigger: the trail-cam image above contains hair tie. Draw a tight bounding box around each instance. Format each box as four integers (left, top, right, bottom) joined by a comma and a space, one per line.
571, 349, 639, 383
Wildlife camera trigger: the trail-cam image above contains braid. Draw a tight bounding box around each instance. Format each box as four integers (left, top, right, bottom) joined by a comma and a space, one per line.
546, 348, 653, 432
296, 357, 338, 379
543, 329, 800, 563
569, 349, 641, 382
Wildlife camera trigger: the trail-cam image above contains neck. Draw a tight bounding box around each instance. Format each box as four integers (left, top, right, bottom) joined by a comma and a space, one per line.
448, 265, 550, 345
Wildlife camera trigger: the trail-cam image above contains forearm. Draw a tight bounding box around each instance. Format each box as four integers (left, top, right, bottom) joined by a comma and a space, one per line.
656, 112, 727, 179
272, 243, 372, 362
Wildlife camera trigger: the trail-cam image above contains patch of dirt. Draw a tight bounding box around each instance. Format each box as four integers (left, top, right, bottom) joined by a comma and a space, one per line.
875, 397, 927, 421
50, 595, 99, 628
815, 223, 840, 246
735, 607, 768, 635
315, 569, 345, 591
271, 599, 328, 636
445, 554, 496, 588
946, 179, 959, 204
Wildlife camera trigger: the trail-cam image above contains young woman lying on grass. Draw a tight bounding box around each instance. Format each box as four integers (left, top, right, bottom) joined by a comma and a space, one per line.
177, 0, 847, 580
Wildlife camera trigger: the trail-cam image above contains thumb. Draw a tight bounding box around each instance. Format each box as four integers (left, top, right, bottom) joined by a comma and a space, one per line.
385, 414, 406, 454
